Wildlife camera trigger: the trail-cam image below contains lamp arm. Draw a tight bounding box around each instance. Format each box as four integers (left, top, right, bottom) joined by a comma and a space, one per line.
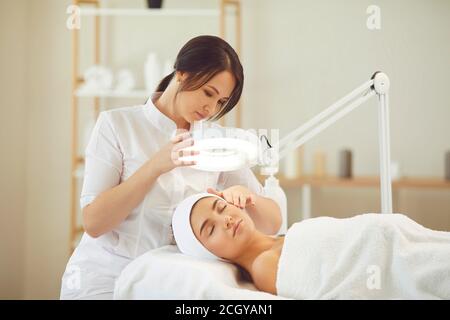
277, 89, 376, 160
276, 78, 374, 159
260, 72, 392, 214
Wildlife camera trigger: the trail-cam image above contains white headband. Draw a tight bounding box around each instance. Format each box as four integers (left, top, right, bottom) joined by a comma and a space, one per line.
172, 192, 224, 260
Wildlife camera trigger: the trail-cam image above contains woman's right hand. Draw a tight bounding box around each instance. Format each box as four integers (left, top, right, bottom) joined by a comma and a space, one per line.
150, 131, 199, 175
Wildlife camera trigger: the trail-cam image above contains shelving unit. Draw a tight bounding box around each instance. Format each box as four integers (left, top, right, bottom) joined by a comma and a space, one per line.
78, 8, 221, 17
69, 0, 242, 253
75, 88, 149, 98
260, 175, 450, 190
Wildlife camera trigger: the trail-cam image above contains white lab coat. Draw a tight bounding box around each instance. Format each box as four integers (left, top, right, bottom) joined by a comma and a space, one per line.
60, 92, 265, 299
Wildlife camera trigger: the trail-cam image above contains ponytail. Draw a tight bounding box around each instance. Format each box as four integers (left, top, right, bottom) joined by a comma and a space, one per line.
156, 71, 175, 92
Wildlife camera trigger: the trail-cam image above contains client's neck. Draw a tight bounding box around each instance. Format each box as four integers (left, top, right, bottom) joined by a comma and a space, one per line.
232, 231, 277, 274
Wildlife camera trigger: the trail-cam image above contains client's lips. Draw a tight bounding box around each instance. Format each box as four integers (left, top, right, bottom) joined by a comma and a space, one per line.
233, 219, 243, 237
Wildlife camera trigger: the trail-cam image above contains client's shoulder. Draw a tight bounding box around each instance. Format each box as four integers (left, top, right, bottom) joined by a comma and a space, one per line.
251, 250, 280, 295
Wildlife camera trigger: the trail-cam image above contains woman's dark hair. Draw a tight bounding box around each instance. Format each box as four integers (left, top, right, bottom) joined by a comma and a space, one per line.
156, 35, 244, 121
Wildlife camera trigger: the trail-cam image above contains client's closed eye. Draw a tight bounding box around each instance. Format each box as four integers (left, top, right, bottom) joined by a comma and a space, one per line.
207, 202, 227, 237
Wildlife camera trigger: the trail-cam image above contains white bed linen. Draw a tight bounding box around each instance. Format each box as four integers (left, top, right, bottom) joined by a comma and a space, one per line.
113, 245, 288, 300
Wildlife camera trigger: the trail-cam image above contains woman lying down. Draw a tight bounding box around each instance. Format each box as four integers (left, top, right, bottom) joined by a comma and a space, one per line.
171, 187, 450, 299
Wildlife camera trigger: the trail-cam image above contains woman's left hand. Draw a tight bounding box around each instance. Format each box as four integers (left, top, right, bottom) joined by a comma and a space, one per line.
207, 185, 256, 209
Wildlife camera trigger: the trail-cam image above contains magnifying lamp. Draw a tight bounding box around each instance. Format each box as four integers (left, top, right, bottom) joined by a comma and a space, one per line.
179, 121, 260, 172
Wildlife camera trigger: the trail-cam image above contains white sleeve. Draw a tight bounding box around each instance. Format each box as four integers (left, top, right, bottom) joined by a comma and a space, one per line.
80, 112, 123, 209
217, 167, 264, 196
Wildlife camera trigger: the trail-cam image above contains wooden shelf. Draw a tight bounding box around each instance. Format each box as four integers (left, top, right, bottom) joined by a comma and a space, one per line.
74, 156, 450, 189
79, 8, 221, 17
75, 89, 150, 98
391, 177, 450, 189
69, 0, 242, 255
256, 174, 450, 190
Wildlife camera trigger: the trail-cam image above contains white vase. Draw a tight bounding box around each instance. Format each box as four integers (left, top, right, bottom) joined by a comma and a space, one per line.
282, 147, 304, 179
115, 69, 135, 92
390, 161, 401, 180
144, 53, 161, 93
82, 65, 113, 92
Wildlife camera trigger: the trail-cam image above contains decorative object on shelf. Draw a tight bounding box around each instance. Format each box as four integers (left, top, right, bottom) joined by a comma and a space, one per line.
282, 146, 303, 179
78, 65, 113, 93
147, 0, 163, 9
69, 0, 242, 253
115, 69, 135, 92
338, 149, 352, 178
445, 151, 450, 181
144, 52, 162, 93
313, 150, 326, 177
390, 160, 401, 180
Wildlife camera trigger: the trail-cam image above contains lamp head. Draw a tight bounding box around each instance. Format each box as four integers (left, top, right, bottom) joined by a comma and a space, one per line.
179, 121, 260, 172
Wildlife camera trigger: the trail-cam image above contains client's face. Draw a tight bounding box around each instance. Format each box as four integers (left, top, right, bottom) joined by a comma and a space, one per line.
190, 196, 255, 260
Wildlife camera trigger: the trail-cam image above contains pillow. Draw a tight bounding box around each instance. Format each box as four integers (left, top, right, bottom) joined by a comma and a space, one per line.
113, 245, 286, 300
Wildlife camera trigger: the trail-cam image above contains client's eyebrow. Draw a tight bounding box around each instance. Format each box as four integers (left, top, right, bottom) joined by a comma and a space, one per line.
200, 198, 220, 236
212, 198, 219, 211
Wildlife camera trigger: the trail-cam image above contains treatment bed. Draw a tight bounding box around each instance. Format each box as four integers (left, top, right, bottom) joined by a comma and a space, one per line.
113, 245, 289, 300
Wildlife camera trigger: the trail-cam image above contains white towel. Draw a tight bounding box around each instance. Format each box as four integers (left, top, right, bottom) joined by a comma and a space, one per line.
276, 213, 450, 299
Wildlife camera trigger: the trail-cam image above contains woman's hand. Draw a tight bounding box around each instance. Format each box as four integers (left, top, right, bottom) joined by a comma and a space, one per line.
150, 131, 199, 175
209, 185, 282, 235
207, 185, 256, 209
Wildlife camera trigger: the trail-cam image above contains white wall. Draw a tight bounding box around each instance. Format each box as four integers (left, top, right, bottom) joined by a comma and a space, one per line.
0, 0, 28, 299
240, 0, 450, 229
243, 0, 450, 177
1, 0, 73, 299
23, 0, 72, 299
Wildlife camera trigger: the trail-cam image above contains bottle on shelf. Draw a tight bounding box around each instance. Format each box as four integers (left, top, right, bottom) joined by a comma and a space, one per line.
261, 167, 288, 236
313, 150, 327, 177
